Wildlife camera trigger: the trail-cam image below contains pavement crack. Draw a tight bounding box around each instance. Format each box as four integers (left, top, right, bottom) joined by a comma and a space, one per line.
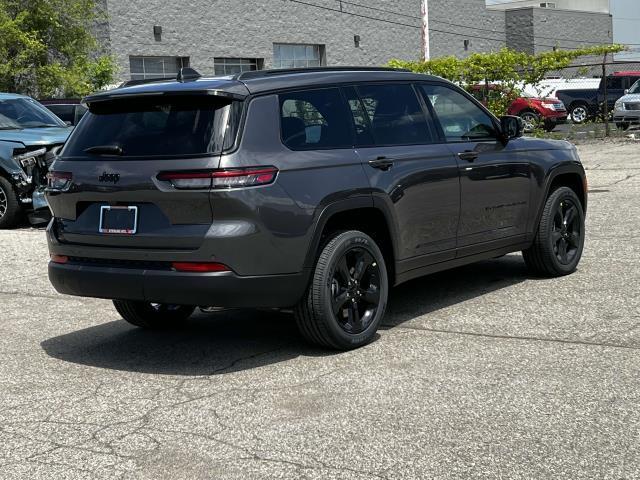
388, 324, 640, 350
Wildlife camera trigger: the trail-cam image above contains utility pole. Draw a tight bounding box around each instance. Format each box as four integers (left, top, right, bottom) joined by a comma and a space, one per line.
422, 0, 430, 61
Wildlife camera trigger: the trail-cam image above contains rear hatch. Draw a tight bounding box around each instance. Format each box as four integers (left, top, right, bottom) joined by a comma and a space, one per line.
47, 89, 245, 250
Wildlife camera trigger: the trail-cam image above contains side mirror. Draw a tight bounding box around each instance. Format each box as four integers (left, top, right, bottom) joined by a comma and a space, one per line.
64, 120, 73, 126
500, 115, 524, 141
624, 89, 629, 95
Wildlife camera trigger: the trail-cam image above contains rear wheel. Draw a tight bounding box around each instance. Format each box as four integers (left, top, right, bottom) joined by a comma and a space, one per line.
523, 186, 585, 277
113, 300, 195, 329
294, 230, 388, 350
0, 176, 21, 229
569, 103, 589, 124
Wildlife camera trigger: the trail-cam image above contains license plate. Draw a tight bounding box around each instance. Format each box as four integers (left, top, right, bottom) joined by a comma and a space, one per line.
99, 206, 138, 234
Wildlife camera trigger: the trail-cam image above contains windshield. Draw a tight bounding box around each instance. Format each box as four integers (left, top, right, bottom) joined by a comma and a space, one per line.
0, 97, 67, 129
63, 96, 241, 158
629, 80, 640, 94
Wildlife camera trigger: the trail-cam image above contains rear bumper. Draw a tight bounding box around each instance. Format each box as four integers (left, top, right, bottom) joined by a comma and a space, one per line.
48, 261, 309, 308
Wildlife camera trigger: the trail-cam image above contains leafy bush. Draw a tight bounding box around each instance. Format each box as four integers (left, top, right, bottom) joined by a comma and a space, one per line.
389, 45, 625, 117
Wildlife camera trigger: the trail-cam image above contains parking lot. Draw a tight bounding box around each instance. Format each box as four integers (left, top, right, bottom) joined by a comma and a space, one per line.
0, 141, 639, 479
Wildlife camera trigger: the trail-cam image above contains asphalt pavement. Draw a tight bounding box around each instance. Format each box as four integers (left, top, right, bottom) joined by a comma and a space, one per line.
0, 141, 639, 479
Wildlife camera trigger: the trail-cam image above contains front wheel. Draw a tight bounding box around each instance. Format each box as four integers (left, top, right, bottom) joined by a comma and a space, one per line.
294, 231, 388, 350
113, 300, 195, 329
519, 112, 540, 133
0, 176, 21, 229
523, 186, 585, 277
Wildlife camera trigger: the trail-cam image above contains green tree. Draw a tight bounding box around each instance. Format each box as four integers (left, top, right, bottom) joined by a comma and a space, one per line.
0, 0, 116, 98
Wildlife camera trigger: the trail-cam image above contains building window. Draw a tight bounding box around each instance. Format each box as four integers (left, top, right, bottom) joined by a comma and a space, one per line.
273, 43, 325, 69
129, 56, 189, 80
214, 58, 263, 75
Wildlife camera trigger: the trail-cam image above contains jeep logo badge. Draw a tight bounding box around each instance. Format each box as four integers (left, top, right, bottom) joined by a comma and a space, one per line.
99, 172, 120, 184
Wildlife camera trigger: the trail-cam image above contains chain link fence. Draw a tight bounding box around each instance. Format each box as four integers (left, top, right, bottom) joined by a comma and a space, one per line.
522, 59, 640, 140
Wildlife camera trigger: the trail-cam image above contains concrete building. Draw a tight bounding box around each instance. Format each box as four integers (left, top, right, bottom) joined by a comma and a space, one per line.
97, 0, 423, 82
487, 0, 609, 13
96, 0, 623, 83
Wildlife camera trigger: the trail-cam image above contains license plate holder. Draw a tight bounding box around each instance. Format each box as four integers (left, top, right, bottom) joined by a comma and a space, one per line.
99, 206, 138, 234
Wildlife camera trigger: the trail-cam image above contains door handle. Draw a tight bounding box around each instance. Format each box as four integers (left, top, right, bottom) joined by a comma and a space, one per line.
368, 157, 394, 171
458, 151, 478, 162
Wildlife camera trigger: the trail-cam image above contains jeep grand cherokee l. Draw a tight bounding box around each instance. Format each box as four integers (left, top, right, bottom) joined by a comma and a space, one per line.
46, 67, 587, 350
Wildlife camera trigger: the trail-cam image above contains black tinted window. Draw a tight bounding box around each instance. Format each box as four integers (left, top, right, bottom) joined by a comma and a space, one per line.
420, 84, 497, 141
355, 84, 432, 146
606, 77, 624, 90
63, 96, 238, 158
46, 104, 75, 123
279, 88, 352, 150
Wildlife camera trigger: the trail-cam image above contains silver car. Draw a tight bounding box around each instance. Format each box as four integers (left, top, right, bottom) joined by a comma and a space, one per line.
613, 80, 640, 130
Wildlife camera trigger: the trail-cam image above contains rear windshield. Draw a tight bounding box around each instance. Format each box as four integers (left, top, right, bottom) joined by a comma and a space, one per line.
63, 96, 241, 158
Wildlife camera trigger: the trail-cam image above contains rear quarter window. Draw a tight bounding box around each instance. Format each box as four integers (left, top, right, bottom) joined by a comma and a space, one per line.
279, 88, 353, 150
63, 96, 241, 158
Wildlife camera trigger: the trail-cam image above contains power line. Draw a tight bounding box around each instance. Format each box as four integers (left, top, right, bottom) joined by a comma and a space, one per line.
286, 0, 640, 51
324, 0, 640, 48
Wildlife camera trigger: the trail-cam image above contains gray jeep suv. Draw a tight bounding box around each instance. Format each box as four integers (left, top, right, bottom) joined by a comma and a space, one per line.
47, 67, 587, 350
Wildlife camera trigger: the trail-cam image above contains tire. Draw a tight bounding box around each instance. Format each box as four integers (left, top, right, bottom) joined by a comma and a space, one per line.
569, 103, 589, 124
519, 111, 540, 133
616, 122, 630, 131
0, 176, 21, 229
113, 300, 195, 329
523, 186, 585, 277
294, 230, 389, 350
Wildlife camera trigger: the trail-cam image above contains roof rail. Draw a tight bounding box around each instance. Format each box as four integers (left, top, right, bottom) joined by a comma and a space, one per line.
236, 66, 409, 81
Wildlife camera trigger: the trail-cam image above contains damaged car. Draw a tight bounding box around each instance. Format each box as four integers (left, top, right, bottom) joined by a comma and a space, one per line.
0, 93, 72, 228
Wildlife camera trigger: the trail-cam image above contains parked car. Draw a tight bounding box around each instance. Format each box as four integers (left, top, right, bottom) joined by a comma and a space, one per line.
0, 93, 72, 228
470, 84, 567, 132
613, 79, 640, 130
555, 71, 640, 124
46, 67, 587, 350
39, 99, 87, 126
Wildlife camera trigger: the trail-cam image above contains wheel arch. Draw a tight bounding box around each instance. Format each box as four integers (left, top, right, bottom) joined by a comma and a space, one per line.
534, 166, 587, 235
304, 199, 398, 284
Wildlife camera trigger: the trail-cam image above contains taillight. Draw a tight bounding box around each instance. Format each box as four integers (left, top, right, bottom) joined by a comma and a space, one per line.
157, 167, 278, 190
46, 171, 73, 191
171, 262, 231, 272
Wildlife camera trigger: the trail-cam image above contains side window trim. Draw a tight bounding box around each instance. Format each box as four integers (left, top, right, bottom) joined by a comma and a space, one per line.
412, 82, 446, 144
340, 85, 374, 148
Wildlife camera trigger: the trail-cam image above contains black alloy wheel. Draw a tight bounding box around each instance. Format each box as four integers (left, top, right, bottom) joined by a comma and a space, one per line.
294, 230, 388, 350
330, 246, 381, 334
551, 198, 582, 265
523, 186, 585, 277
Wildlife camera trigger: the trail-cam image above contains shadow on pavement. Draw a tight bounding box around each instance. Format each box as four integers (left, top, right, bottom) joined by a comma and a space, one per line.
41, 254, 529, 375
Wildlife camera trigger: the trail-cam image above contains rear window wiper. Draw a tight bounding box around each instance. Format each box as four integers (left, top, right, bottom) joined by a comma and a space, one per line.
84, 145, 123, 155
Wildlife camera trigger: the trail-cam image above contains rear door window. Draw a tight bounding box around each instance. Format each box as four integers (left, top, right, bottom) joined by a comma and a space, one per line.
354, 84, 433, 146
279, 88, 353, 150
63, 96, 240, 158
